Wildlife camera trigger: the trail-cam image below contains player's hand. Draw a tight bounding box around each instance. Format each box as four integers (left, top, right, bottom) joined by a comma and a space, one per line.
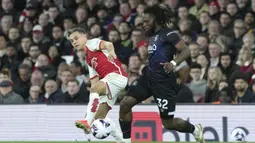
107, 54, 116, 62
160, 62, 175, 73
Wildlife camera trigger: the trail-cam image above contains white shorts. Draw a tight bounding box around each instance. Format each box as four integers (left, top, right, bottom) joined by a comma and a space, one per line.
100, 73, 128, 108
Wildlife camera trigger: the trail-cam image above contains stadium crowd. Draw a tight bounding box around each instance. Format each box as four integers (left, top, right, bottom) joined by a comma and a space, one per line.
0, 0, 255, 104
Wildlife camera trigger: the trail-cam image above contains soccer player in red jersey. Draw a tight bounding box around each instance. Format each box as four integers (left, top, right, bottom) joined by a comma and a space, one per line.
68, 27, 128, 143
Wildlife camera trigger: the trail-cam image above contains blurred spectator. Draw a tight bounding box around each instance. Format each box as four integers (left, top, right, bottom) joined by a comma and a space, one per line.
218, 52, 240, 83
187, 42, 200, 65
217, 0, 230, 12
26, 85, 43, 104
189, 0, 208, 19
234, 72, 255, 103
48, 4, 63, 26
28, 44, 41, 65
128, 53, 141, 75
38, 13, 53, 38
176, 73, 195, 103
236, 46, 253, 73
188, 63, 207, 103
35, 54, 57, 81
18, 36, 32, 61
208, 1, 220, 20
0, 80, 24, 104
0, 68, 11, 82
60, 68, 74, 93
219, 12, 232, 37
48, 45, 66, 67
32, 25, 51, 54
197, 54, 209, 80
196, 33, 209, 55
0, 0, 19, 23
208, 42, 221, 67
69, 61, 89, 86
52, 25, 73, 55
212, 87, 234, 104
64, 79, 89, 103
44, 79, 64, 103
31, 70, 45, 88
218, 80, 229, 91
13, 64, 32, 99
205, 67, 224, 103
0, 15, 13, 37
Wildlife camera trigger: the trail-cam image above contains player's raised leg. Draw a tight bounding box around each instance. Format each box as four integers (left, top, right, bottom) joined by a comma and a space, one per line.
152, 80, 205, 143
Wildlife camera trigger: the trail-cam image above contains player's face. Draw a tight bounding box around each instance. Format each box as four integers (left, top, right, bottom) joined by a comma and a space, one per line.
69, 32, 87, 50
142, 13, 155, 36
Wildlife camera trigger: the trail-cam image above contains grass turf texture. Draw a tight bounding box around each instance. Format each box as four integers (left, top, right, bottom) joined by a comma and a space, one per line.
0, 141, 255, 143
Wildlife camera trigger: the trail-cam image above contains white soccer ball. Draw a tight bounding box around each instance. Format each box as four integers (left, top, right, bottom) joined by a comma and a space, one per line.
91, 119, 111, 139
230, 128, 246, 142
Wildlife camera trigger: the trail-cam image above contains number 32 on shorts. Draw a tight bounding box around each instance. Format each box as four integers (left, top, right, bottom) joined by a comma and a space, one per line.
156, 98, 168, 110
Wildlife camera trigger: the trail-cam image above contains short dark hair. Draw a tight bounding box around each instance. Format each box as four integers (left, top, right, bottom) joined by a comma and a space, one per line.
71, 60, 82, 68
67, 79, 80, 86
19, 64, 32, 73
67, 27, 86, 37
190, 63, 202, 70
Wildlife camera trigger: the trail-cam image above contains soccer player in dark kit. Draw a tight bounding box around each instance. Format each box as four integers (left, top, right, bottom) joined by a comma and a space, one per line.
118, 5, 205, 143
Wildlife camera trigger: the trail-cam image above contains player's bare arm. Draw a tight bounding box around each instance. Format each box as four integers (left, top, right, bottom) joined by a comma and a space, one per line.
161, 40, 191, 73
100, 41, 117, 61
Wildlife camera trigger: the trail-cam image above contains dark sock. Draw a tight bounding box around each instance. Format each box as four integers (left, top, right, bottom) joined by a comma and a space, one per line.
185, 121, 195, 133
119, 119, 132, 138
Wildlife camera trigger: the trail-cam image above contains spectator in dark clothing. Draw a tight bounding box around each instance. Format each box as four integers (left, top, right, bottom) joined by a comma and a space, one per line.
25, 85, 44, 104
17, 37, 32, 61
44, 80, 64, 104
177, 5, 201, 33
218, 52, 240, 83
108, 29, 133, 65
219, 12, 233, 37
208, 1, 220, 20
234, 72, 255, 103
176, 74, 194, 103
212, 87, 234, 104
231, 19, 247, 59
32, 25, 51, 55
13, 64, 32, 100
0, 80, 24, 104
52, 25, 73, 55
64, 80, 89, 103
48, 45, 66, 67
35, 54, 57, 81
38, 13, 54, 39
8, 27, 21, 48
0, 0, 20, 24
48, 4, 63, 26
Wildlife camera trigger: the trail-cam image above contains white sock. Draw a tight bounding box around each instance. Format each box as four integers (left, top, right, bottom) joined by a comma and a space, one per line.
105, 117, 124, 142
193, 125, 199, 135
85, 93, 100, 125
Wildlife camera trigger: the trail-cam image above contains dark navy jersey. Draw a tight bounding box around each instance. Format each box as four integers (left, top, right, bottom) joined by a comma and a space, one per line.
144, 28, 182, 81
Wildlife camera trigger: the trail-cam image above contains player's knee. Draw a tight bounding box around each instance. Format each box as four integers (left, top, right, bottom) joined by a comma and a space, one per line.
119, 100, 132, 112
90, 82, 106, 94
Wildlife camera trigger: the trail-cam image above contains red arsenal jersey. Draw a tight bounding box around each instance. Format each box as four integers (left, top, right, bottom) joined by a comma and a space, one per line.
85, 38, 127, 80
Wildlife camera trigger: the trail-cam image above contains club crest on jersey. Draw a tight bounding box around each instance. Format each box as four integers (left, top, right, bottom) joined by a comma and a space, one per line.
91, 57, 98, 69
148, 44, 157, 53
132, 80, 138, 86
154, 35, 159, 41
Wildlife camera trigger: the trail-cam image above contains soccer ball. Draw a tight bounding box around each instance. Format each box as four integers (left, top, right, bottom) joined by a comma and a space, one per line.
91, 119, 111, 139
230, 127, 247, 142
